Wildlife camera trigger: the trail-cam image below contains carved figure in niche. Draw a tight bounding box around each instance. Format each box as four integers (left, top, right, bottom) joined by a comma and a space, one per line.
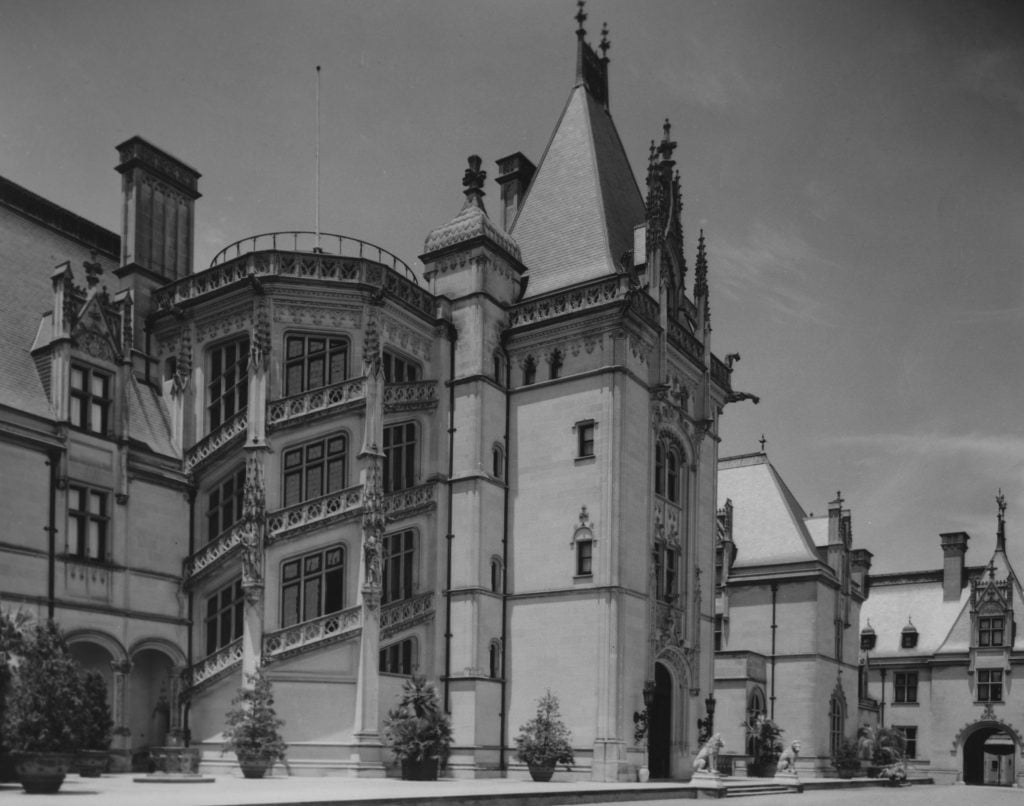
363, 533, 382, 589
240, 520, 262, 586
692, 733, 723, 774
776, 740, 800, 775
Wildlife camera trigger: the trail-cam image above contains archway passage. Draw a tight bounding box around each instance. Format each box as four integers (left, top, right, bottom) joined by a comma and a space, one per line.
964, 727, 1016, 786
648, 663, 672, 778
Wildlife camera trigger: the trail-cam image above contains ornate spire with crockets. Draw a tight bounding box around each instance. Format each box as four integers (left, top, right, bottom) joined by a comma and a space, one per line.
694, 229, 709, 320
574, 1, 609, 109
996, 489, 1007, 552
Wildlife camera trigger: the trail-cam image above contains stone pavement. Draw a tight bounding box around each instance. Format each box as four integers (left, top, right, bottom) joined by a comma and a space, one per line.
0, 775, 985, 806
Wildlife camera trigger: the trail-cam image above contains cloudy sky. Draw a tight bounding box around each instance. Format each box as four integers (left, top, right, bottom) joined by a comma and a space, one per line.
2, 0, 1021, 574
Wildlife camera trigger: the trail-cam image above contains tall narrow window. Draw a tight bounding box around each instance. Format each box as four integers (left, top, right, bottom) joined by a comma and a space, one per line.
489, 641, 501, 678
492, 444, 505, 479
205, 578, 244, 655
284, 334, 348, 396
714, 615, 724, 650
576, 537, 593, 576
382, 530, 415, 604
655, 438, 686, 503
654, 543, 678, 602
493, 353, 505, 386
490, 557, 503, 593
577, 421, 595, 458
283, 434, 347, 506
523, 356, 536, 386
654, 443, 665, 496
207, 338, 249, 431
379, 638, 415, 674
978, 669, 1003, 702
383, 423, 416, 492
549, 349, 563, 380
206, 466, 245, 542
829, 692, 845, 758
280, 546, 344, 627
69, 365, 111, 435
382, 351, 420, 383
666, 448, 680, 503
68, 485, 109, 561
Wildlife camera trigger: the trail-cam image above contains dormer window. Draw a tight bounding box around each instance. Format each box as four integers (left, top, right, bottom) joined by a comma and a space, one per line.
860, 622, 877, 651
70, 364, 111, 435
979, 615, 1005, 647
901, 620, 918, 649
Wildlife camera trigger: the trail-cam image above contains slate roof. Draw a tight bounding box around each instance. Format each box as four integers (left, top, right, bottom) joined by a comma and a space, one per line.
511, 84, 645, 298
422, 184, 521, 260
717, 453, 821, 568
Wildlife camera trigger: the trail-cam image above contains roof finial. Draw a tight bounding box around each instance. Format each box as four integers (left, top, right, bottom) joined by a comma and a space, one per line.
658, 118, 676, 163
599, 22, 610, 59
695, 228, 709, 310
575, 0, 587, 38
759, 434, 766, 452
996, 488, 1007, 552
462, 155, 486, 209
83, 251, 103, 289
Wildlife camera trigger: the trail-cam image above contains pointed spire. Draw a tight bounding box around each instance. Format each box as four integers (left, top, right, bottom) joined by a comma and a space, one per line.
996, 489, 1007, 553
695, 228, 709, 313
599, 22, 610, 60
575, 0, 587, 38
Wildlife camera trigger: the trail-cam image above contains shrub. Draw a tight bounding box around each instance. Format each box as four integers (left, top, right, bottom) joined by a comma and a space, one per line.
514, 691, 574, 769
382, 675, 452, 766
79, 671, 113, 751
222, 670, 287, 763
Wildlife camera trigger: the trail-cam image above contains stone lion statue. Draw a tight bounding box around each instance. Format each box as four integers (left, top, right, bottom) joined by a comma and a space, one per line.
692, 733, 723, 773
776, 740, 801, 774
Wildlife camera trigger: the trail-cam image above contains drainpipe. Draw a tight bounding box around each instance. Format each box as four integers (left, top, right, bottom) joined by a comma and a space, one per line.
769, 582, 778, 720
184, 486, 196, 744
443, 324, 457, 712
879, 669, 886, 727
498, 338, 511, 771
46, 448, 60, 620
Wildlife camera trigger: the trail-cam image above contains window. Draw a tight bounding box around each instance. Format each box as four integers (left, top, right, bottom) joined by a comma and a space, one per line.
523, 356, 536, 386
489, 640, 501, 678
978, 669, 1003, 703
576, 537, 593, 576
490, 557, 503, 593
281, 546, 344, 628
895, 726, 917, 759
979, 616, 1005, 647
549, 349, 563, 380
577, 421, 595, 458
655, 438, 685, 503
284, 334, 348, 396
283, 434, 347, 506
492, 444, 504, 479
714, 615, 724, 651
205, 579, 243, 655
654, 543, 679, 602
383, 423, 416, 492
69, 365, 111, 435
207, 338, 249, 430
829, 692, 845, 758
894, 671, 918, 703
714, 546, 725, 589
901, 626, 918, 649
379, 638, 414, 675
383, 530, 415, 604
493, 353, 505, 386
206, 466, 245, 541
382, 351, 419, 383
68, 485, 109, 561
835, 618, 844, 661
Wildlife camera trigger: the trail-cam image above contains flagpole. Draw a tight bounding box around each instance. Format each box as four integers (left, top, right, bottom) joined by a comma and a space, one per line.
315, 65, 321, 250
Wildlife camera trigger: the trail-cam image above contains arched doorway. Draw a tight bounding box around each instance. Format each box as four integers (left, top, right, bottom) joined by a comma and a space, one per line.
648, 662, 673, 778
128, 648, 176, 768
964, 727, 1015, 786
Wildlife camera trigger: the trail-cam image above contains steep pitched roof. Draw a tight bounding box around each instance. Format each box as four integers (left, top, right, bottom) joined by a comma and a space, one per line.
717, 454, 822, 568
511, 84, 645, 298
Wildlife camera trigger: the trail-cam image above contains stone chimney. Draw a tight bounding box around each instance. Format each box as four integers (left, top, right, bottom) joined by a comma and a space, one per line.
495, 152, 536, 232
850, 548, 873, 594
940, 531, 970, 601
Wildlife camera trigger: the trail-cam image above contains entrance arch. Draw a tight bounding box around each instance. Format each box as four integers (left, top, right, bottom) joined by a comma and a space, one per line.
648, 662, 673, 778
964, 727, 1016, 786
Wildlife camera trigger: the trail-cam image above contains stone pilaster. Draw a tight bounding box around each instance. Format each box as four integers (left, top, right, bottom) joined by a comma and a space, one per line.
110, 660, 133, 772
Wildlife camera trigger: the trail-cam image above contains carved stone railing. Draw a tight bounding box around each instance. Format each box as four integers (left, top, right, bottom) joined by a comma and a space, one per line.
384, 380, 439, 412
509, 277, 623, 328
185, 410, 247, 472
183, 523, 243, 585
152, 240, 433, 319
382, 482, 437, 521
710, 353, 732, 392
267, 485, 363, 543
267, 378, 366, 429
667, 320, 705, 366
187, 638, 242, 692
263, 605, 362, 662
380, 591, 435, 639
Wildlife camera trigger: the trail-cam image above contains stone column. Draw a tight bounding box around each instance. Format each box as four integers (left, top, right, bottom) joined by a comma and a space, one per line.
110, 660, 133, 772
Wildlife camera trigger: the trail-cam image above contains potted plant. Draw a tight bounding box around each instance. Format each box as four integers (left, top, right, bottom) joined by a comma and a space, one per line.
832, 738, 862, 779
744, 713, 783, 777
0, 606, 33, 782
514, 691, 574, 782
857, 725, 906, 778
382, 675, 452, 780
2, 620, 84, 793
222, 669, 287, 778
76, 670, 113, 777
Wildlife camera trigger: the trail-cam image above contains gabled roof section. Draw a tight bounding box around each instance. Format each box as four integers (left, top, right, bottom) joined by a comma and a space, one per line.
512, 84, 645, 298
717, 453, 822, 568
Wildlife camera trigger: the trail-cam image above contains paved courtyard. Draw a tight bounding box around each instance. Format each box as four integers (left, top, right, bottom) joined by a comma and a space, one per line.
0, 776, 1016, 806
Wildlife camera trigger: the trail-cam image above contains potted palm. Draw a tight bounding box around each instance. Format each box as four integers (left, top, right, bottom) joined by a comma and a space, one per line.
744, 714, 783, 777
382, 675, 452, 780
3, 621, 85, 793
222, 669, 287, 778
514, 691, 574, 782
76, 670, 113, 777
857, 725, 906, 780
832, 738, 862, 779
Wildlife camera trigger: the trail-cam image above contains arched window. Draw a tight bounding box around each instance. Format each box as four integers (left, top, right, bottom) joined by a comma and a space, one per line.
523, 356, 536, 386
489, 640, 501, 678
548, 349, 563, 380
654, 436, 686, 505
571, 506, 595, 578
492, 443, 505, 479
829, 688, 846, 758
490, 557, 503, 593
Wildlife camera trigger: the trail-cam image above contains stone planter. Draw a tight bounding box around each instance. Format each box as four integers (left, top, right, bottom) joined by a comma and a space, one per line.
76, 749, 110, 777
401, 757, 439, 781
237, 754, 273, 779
149, 746, 201, 775
528, 762, 556, 782
13, 751, 75, 794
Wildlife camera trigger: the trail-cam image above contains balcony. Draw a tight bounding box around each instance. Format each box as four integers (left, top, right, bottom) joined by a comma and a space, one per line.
263, 605, 362, 662
188, 637, 243, 692
266, 485, 364, 544
381, 591, 435, 639
185, 410, 247, 473
183, 523, 244, 587
382, 482, 437, 522
267, 378, 366, 430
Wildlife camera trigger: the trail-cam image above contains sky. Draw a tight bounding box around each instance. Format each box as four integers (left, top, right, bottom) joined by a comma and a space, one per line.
2, 0, 1022, 575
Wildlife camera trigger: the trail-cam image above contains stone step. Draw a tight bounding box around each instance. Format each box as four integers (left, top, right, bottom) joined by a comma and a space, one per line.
725, 783, 800, 797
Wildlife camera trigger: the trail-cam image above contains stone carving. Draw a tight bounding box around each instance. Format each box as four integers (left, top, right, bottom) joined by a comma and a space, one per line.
776, 740, 800, 775
692, 733, 723, 774
240, 455, 266, 587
